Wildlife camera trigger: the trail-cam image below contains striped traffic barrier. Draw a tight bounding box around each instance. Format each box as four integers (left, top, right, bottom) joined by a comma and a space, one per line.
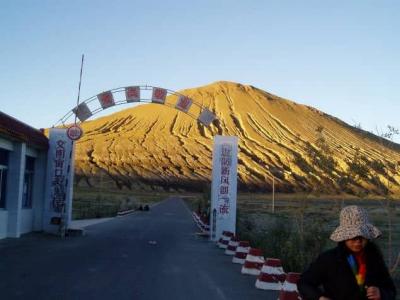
200, 222, 210, 233
232, 241, 250, 264
224, 236, 239, 255
241, 248, 265, 275
218, 231, 234, 249
192, 212, 210, 235
255, 258, 286, 290
192, 212, 201, 227
216, 231, 228, 247
278, 272, 302, 300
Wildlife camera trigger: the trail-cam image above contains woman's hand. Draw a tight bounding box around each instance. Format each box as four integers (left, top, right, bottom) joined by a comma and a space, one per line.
319, 297, 332, 300
366, 286, 381, 300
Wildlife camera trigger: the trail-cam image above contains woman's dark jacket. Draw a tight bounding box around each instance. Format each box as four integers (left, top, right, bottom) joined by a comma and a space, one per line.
297, 242, 396, 300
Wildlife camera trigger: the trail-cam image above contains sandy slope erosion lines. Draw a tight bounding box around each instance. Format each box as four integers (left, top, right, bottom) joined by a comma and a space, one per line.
73, 81, 400, 195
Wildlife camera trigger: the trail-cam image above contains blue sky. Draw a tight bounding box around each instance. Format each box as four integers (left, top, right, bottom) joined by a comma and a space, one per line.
1, 0, 399, 142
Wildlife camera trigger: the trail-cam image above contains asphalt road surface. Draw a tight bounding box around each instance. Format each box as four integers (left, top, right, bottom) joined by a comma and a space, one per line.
0, 197, 278, 300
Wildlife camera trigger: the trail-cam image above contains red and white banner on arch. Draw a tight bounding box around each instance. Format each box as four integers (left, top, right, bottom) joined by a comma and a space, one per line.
210, 135, 238, 241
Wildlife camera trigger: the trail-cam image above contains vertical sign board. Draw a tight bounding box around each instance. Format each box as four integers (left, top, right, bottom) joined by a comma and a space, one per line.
210, 135, 238, 241
43, 128, 74, 234
125, 86, 140, 103
152, 87, 167, 104
73, 102, 92, 122
98, 91, 115, 109
198, 108, 216, 126
175, 95, 193, 113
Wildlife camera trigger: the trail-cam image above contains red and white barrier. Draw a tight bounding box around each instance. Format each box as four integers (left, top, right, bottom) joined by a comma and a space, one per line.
224, 236, 239, 255
232, 241, 250, 264
192, 212, 199, 223
199, 217, 210, 233
241, 248, 264, 275
255, 258, 286, 290
218, 231, 234, 249
192, 212, 210, 234
278, 272, 302, 300
216, 231, 228, 247
192, 212, 201, 228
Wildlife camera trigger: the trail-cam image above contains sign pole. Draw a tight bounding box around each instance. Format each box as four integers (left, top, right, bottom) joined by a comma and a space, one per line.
61, 54, 85, 238
74, 54, 85, 124
272, 175, 275, 213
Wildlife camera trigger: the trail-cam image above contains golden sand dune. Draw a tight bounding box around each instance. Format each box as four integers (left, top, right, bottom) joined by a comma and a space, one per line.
74, 81, 400, 195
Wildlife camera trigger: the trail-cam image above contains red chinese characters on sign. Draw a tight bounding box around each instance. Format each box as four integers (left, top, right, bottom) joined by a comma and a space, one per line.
220, 185, 229, 194
221, 166, 230, 176
98, 91, 115, 109
220, 176, 229, 185
52, 140, 66, 212
221, 157, 231, 166
125, 86, 140, 102
175, 95, 193, 112
217, 143, 233, 217
152, 87, 167, 104
218, 197, 230, 214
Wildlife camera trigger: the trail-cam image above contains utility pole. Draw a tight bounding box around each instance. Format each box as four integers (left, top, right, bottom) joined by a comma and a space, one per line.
60, 54, 85, 238
272, 175, 275, 213
269, 166, 280, 213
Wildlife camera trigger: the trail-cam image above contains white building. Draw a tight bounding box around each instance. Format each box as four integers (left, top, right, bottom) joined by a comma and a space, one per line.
0, 111, 48, 239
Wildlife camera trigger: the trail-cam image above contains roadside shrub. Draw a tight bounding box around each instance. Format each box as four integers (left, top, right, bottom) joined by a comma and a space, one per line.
264, 215, 329, 272
237, 212, 330, 273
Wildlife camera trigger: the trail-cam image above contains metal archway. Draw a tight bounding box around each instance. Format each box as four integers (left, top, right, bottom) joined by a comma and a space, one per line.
54, 85, 217, 127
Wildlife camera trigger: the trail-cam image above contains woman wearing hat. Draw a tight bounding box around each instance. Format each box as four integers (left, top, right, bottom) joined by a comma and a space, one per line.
298, 205, 396, 300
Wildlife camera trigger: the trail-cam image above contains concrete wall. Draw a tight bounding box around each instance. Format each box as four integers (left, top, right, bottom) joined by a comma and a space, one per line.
20, 209, 34, 234
0, 137, 13, 151
0, 137, 12, 239
6, 142, 25, 238
32, 150, 47, 231
0, 210, 8, 239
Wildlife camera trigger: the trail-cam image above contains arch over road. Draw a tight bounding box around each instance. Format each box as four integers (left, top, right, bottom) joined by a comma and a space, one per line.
54, 85, 217, 127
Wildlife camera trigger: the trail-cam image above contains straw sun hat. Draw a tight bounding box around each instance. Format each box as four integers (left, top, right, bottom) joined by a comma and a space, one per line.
330, 205, 381, 242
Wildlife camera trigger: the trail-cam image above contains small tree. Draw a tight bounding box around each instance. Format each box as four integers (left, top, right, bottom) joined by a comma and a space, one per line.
302, 126, 339, 193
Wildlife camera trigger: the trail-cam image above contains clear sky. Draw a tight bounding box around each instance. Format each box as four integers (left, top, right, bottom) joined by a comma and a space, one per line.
1, 0, 399, 142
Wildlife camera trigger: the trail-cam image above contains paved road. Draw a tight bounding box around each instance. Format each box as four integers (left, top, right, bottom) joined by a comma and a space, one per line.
0, 197, 278, 300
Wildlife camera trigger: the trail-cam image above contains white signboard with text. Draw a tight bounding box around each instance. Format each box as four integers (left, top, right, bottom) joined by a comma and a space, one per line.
210, 135, 238, 241
43, 128, 74, 234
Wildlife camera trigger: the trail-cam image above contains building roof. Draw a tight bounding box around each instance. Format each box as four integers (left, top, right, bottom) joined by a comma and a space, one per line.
0, 111, 49, 149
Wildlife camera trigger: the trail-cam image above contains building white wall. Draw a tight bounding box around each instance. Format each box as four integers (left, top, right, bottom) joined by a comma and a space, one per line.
0, 210, 8, 239
32, 150, 47, 231
6, 142, 25, 238
0, 137, 13, 151
0, 141, 48, 239
20, 209, 34, 234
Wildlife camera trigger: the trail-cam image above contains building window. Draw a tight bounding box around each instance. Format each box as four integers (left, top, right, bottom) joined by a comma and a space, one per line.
0, 149, 8, 208
22, 156, 35, 208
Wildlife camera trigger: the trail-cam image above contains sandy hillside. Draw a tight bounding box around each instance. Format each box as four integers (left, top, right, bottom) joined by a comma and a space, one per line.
73, 81, 400, 195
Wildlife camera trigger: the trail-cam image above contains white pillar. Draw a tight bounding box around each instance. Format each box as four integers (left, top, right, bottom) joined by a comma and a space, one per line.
6, 142, 26, 238
210, 136, 238, 241
32, 151, 47, 231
